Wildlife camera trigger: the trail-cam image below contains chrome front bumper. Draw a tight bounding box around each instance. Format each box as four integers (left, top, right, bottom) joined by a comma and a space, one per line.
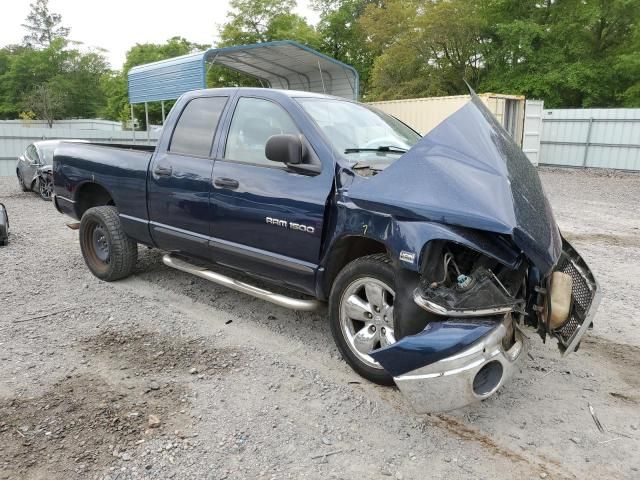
393, 317, 527, 413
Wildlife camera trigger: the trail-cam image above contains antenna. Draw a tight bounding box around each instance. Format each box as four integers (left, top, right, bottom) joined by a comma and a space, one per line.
317, 60, 326, 95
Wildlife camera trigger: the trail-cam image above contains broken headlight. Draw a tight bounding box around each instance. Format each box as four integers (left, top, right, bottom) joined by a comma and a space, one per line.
413, 243, 526, 318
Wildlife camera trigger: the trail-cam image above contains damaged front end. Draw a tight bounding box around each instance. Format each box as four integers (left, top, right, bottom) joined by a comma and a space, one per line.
371, 238, 599, 413
346, 91, 600, 412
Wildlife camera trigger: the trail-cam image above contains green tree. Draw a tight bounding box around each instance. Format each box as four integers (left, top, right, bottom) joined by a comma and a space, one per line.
481, 0, 640, 107
219, 0, 318, 47
312, 0, 376, 97
360, 0, 485, 100
355, 0, 639, 106
22, 82, 65, 127
22, 0, 70, 48
0, 39, 110, 120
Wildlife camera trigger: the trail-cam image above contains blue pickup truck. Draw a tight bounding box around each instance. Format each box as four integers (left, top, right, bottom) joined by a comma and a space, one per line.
52, 87, 599, 412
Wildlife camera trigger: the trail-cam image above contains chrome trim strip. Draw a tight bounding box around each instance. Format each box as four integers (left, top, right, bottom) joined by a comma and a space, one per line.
120, 213, 148, 224
413, 290, 515, 317
149, 220, 317, 274
162, 253, 322, 311
208, 237, 315, 274
55, 195, 75, 204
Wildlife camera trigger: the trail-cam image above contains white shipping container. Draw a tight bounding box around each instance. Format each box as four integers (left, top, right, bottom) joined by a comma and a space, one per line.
368, 93, 526, 146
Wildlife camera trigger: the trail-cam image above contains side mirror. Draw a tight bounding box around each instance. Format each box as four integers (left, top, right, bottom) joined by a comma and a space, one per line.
265, 134, 305, 165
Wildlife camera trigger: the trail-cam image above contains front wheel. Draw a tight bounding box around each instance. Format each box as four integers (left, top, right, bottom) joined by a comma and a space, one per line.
329, 254, 397, 386
38, 175, 53, 201
79, 206, 138, 281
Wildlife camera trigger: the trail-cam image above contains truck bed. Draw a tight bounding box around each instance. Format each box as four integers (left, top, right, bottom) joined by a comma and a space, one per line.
53, 142, 153, 229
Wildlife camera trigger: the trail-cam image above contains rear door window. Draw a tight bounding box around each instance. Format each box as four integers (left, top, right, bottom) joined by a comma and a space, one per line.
169, 96, 228, 157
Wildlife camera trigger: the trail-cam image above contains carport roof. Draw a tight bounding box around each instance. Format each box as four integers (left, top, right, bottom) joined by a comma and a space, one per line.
127, 40, 359, 104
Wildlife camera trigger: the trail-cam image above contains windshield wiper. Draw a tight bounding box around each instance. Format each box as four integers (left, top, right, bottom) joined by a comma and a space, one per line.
344, 145, 408, 154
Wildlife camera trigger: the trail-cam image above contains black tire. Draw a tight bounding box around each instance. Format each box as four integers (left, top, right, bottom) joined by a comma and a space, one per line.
38, 176, 53, 201
79, 206, 138, 281
329, 253, 396, 386
17, 171, 29, 192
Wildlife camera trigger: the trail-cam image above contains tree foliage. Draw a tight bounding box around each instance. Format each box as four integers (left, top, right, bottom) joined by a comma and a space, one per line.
0, 38, 109, 120
22, 82, 65, 127
357, 0, 639, 106
219, 0, 319, 47
22, 0, 70, 48
1, 0, 638, 124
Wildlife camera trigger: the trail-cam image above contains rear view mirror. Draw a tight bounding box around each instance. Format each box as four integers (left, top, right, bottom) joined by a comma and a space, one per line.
265, 134, 305, 165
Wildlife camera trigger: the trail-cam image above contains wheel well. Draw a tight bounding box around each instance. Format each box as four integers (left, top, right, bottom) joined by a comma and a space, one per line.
76, 183, 115, 218
321, 236, 388, 299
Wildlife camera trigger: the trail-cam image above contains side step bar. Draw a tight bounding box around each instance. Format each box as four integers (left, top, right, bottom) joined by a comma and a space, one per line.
162, 253, 322, 312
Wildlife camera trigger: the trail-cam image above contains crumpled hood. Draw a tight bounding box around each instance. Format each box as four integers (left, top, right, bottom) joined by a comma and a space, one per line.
347, 93, 562, 274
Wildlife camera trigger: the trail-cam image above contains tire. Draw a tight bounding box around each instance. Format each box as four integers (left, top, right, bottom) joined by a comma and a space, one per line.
329, 253, 396, 386
79, 206, 138, 281
38, 176, 53, 201
17, 171, 29, 192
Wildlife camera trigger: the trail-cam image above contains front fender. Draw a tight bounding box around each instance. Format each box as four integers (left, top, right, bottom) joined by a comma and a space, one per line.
324, 206, 520, 273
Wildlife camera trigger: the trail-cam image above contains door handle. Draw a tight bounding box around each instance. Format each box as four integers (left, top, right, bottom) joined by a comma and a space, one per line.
153, 165, 173, 177
213, 177, 239, 189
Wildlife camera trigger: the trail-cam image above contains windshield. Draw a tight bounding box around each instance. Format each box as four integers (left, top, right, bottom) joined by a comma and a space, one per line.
296, 97, 421, 165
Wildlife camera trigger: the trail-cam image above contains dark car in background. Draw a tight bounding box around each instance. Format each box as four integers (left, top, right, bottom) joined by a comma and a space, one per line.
16, 140, 85, 201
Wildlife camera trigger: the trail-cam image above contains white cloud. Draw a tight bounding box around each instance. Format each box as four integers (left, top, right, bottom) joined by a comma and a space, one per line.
0, 0, 319, 69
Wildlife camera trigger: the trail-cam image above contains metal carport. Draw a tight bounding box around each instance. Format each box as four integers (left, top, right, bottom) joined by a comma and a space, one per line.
127, 41, 359, 143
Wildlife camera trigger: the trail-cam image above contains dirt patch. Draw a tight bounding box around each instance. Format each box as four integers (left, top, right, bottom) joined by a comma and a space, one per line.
563, 232, 640, 248
83, 329, 242, 376
429, 414, 575, 479
0, 375, 188, 480
582, 336, 640, 389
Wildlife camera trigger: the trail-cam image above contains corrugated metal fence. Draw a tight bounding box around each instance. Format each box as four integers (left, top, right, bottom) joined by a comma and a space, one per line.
2, 107, 639, 176
0, 125, 159, 177
539, 108, 640, 170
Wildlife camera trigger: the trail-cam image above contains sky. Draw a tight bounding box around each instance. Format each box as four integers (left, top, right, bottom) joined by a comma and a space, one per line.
0, 0, 319, 69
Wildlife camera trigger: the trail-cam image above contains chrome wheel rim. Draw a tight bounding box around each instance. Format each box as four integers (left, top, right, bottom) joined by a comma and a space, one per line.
40, 178, 53, 198
339, 277, 395, 369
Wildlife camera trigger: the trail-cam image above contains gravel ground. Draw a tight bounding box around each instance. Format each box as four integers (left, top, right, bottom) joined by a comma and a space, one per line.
1, 168, 639, 480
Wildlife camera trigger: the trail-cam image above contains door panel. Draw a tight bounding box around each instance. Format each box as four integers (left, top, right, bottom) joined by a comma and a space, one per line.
210, 161, 329, 292
147, 96, 228, 260
209, 96, 332, 294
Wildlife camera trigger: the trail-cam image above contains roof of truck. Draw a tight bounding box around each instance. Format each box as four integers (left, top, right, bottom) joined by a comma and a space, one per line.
128, 41, 359, 104
179, 87, 347, 102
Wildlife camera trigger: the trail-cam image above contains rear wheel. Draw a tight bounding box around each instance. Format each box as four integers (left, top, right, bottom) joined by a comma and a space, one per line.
79, 206, 138, 281
17, 171, 29, 192
329, 254, 396, 386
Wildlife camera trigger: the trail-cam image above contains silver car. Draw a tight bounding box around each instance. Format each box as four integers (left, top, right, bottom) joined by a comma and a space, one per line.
16, 140, 86, 201
16, 140, 59, 199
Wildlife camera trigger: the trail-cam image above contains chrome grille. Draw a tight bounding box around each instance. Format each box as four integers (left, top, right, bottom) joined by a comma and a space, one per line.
552, 241, 599, 352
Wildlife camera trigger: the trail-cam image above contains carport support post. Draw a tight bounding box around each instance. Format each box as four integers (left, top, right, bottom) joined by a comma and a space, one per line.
582, 117, 594, 168
145, 102, 150, 145
161, 101, 166, 125
130, 104, 136, 145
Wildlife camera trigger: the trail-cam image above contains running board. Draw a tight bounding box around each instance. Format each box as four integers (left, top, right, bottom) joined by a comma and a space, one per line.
162, 253, 322, 311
